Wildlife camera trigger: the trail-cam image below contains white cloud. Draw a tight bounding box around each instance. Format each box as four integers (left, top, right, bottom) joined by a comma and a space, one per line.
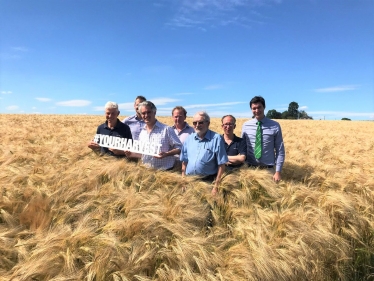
299, 106, 308, 110
94, 97, 180, 112
1, 91, 12, 95
12, 46, 29, 52
6, 105, 19, 110
94, 102, 135, 112
204, 84, 224, 90
314, 85, 359, 93
166, 0, 280, 29
56, 100, 91, 107
117, 102, 135, 111
35, 97, 52, 102
150, 97, 180, 105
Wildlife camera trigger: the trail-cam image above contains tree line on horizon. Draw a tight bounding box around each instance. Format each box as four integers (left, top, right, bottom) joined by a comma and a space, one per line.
266, 101, 313, 120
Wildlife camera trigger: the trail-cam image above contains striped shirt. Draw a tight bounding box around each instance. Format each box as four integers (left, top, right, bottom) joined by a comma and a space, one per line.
241, 117, 285, 172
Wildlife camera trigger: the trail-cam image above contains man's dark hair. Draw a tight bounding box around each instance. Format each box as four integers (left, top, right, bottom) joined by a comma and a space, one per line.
221, 114, 236, 124
172, 106, 187, 117
250, 96, 266, 109
135, 95, 146, 102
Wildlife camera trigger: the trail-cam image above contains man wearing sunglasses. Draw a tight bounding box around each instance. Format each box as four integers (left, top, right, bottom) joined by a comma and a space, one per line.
180, 111, 228, 195
221, 115, 246, 170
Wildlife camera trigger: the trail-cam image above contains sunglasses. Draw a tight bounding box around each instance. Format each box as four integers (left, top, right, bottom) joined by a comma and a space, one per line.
192, 121, 206, 126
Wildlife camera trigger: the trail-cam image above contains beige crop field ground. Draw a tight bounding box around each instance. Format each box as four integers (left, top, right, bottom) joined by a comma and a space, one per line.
0, 114, 374, 281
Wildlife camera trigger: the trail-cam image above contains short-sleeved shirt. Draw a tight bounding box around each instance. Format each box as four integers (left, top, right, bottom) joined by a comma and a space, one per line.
96, 119, 132, 158
139, 120, 182, 170
180, 130, 228, 176
241, 117, 285, 172
122, 115, 145, 141
173, 123, 195, 144
223, 134, 247, 170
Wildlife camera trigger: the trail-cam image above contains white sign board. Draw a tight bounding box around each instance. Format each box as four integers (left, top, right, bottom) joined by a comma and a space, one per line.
93, 134, 162, 156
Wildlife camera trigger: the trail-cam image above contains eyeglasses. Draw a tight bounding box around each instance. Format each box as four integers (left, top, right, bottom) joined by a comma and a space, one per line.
193, 121, 206, 126
141, 110, 153, 116
222, 123, 235, 127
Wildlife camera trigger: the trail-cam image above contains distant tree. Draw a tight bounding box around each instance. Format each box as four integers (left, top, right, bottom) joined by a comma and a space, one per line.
288, 102, 299, 119
281, 111, 290, 119
299, 110, 313, 120
341, 117, 351, 121
266, 109, 282, 119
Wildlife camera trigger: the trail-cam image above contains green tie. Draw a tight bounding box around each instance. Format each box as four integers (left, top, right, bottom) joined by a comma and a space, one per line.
254, 121, 262, 159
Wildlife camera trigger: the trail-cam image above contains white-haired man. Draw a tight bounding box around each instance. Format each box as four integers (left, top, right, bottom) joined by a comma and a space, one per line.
180, 111, 228, 195
125, 101, 182, 170
88, 101, 132, 157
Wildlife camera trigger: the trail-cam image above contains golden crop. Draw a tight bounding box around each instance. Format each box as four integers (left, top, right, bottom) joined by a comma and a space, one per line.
0, 114, 373, 280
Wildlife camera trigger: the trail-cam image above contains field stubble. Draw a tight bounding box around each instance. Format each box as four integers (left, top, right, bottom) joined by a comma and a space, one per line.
0, 114, 373, 280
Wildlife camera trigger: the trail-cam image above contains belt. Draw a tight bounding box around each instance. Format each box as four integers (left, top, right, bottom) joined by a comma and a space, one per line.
248, 164, 274, 169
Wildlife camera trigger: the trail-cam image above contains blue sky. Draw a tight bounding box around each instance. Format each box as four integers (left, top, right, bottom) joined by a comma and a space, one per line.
1, 0, 373, 120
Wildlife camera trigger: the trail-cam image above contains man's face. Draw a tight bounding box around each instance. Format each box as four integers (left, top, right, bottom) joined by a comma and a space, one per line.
140, 105, 156, 125
193, 114, 209, 137
105, 108, 119, 123
134, 99, 144, 116
222, 116, 236, 135
172, 109, 186, 126
251, 102, 265, 120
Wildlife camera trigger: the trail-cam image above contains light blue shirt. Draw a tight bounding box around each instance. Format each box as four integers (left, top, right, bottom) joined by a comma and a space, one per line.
122, 115, 145, 141
241, 117, 285, 172
181, 130, 228, 176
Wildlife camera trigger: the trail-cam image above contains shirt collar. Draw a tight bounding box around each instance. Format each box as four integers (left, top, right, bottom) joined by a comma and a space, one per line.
173, 122, 190, 130
194, 129, 213, 141
105, 119, 121, 129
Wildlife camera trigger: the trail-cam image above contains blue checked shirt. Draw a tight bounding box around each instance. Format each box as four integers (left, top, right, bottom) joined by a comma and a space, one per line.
139, 120, 182, 170
122, 115, 146, 141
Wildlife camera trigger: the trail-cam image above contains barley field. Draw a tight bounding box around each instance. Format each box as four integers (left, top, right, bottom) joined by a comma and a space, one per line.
0, 114, 373, 281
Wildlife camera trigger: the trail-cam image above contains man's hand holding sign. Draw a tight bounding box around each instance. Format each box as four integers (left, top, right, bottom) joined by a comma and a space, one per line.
125, 101, 182, 170
87, 102, 132, 158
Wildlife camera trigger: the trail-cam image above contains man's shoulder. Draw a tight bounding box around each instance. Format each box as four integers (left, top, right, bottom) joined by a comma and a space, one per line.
117, 120, 130, 129
263, 117, 281, 127
155, 120, 169, 130
184, 132, 197, 142
233, 134, 244, 142
207, 130, 223, 140
97, 122, 107, 130
123, 115, 136, 122
243, 119, 256, 126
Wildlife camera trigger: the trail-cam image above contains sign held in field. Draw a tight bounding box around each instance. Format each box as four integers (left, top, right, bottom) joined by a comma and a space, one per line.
93, 134, 162, 156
